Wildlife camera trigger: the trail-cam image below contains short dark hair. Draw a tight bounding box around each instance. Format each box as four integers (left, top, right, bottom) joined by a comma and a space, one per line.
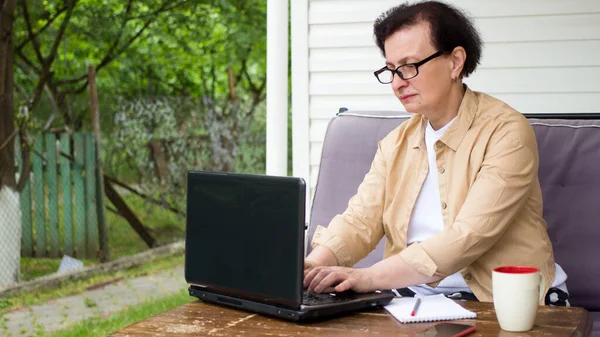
373, 1, 482, 78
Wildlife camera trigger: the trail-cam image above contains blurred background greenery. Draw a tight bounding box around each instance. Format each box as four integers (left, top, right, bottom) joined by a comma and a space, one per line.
9, 0, 275, 278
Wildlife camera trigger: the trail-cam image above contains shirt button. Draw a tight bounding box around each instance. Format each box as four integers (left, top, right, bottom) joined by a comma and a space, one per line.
441, 202, 447, 210
439, 167, 445, 174
435, 142, 443, 149
465, 273, 473, 281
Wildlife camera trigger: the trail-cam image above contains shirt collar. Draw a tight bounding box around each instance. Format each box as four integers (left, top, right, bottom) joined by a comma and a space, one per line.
410, 86, 479, 151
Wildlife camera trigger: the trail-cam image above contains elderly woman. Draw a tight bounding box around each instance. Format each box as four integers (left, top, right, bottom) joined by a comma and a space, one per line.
303, 1, 569, 306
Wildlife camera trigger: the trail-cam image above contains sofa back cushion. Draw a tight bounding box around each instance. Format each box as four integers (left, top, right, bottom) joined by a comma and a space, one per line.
529, 118, 600, 310
307, 111, 600, 310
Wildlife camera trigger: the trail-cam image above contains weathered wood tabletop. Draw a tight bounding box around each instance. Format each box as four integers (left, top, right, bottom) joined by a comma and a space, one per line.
110, 299, 592, 337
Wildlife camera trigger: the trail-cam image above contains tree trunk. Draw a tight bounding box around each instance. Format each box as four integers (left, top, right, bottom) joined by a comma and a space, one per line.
0, 0, 21, 287
1, 0, 17, 189
148, 140, 168, 180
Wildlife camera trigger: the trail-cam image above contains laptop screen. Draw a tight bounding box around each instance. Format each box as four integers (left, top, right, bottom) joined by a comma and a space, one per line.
185, 171, 305, 307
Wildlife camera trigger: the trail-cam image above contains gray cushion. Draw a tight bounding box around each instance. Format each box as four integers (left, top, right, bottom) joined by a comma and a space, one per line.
591, 312, 600, 337
529, 119, 600, 311
308, 111, 600, 312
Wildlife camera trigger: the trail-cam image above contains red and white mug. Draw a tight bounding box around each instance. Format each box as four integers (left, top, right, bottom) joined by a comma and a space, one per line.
492, 266, 545, 332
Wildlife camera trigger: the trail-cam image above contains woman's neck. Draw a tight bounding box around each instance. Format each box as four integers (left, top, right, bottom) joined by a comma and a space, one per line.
428, 83, 466, 130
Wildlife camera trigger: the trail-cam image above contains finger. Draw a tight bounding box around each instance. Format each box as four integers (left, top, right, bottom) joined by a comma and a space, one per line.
308, 269, 334, 293
303, 267, 320, 288
313, 271, 346, 294
302, 269, 315, 288
303, 262, 316, 277
335, 279, 353, 292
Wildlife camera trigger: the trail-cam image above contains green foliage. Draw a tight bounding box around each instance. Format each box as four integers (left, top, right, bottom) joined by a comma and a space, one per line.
12, 0, 269, 265
14, 0, 267, 127
104, 95, 266, 209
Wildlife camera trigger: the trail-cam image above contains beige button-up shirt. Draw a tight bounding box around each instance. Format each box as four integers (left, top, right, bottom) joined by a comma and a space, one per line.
312, 88, 555, 303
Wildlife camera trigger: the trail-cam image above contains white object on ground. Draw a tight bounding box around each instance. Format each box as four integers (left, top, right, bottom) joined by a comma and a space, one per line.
57, 255, 84, 273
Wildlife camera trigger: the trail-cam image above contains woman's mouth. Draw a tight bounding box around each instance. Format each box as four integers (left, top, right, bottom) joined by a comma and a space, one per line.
400, 94, 416, 101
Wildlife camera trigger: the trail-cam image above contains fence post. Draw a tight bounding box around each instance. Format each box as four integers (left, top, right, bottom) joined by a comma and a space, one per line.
46, 133, 60, 257
33, 135, 46, 257
89, 66, 109, 262
84, 133, 98, 258
74, 133, 87, 258
60, 133, 74, 257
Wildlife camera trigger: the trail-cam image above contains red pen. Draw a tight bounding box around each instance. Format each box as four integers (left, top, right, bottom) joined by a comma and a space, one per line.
410, 298, 421, 317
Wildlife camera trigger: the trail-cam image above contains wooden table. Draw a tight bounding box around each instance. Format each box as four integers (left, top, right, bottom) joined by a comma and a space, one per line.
110, 300, 592, 337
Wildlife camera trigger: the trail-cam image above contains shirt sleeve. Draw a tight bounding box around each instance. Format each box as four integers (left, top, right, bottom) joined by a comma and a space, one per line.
399, 129, 538, 277
311, 141, 388, 267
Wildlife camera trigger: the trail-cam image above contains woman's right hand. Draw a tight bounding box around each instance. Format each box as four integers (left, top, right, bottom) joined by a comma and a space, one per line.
304, 259, 318, 273
304, 245, 338, 280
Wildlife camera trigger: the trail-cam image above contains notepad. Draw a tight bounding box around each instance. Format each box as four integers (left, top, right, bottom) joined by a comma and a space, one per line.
384, 294, 477, 323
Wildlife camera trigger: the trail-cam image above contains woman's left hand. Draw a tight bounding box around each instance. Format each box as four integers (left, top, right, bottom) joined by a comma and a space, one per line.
303, 266, 377, 293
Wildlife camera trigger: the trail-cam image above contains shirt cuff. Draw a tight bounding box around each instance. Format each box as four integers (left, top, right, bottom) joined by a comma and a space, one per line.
398, 242, 439, 277
426, 279, 443, 288
311, 226, 352, 267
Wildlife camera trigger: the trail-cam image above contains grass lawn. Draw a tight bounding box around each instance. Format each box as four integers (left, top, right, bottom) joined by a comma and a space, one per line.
20, 257, 98, 281
46, 288, 194, 337
1, 254, 184, 316
6, 179, 190, 336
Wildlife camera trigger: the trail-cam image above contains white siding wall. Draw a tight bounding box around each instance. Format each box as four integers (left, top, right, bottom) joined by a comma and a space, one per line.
292, 0, 600, 198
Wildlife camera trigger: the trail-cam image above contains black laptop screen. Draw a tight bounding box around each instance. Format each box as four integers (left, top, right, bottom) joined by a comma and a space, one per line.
185, 171, 305, 306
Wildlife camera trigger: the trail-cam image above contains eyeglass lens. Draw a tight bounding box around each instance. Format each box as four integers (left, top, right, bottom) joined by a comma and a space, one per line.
378, 64, 418, 83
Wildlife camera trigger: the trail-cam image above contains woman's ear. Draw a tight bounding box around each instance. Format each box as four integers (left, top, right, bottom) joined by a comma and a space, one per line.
450, 46, 467, 80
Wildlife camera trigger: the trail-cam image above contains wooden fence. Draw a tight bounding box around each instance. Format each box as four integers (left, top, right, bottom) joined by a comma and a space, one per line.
15, 132, 106, 259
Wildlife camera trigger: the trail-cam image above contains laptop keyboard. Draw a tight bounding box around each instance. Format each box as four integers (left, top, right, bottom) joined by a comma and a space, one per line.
302, 290, 360, 305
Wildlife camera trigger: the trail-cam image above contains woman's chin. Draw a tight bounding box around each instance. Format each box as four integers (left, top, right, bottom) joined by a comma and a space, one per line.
400, 102, 420, 115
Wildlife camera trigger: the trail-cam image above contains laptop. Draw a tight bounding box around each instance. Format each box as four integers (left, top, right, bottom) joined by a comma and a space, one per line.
185, 170, 394, 321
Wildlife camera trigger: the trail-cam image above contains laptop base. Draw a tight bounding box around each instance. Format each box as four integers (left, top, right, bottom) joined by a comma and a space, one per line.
189, 286, 394, 322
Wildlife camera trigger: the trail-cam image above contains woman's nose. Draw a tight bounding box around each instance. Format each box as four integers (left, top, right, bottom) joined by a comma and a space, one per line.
391, 73, 409, 91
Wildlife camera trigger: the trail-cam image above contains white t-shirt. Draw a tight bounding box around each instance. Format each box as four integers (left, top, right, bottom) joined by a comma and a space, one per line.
406, 119, 568, 296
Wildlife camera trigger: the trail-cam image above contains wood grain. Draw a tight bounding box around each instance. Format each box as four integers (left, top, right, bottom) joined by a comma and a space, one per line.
110, 299, 592, 337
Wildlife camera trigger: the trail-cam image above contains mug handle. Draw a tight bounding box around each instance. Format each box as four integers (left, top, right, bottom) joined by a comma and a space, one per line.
538, 273, 546, 305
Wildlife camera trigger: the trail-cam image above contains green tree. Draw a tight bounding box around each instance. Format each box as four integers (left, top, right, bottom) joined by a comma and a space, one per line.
12, 0, 268, 205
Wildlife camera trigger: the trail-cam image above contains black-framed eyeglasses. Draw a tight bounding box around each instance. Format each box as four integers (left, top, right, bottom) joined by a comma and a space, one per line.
373, 51, 444, 84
